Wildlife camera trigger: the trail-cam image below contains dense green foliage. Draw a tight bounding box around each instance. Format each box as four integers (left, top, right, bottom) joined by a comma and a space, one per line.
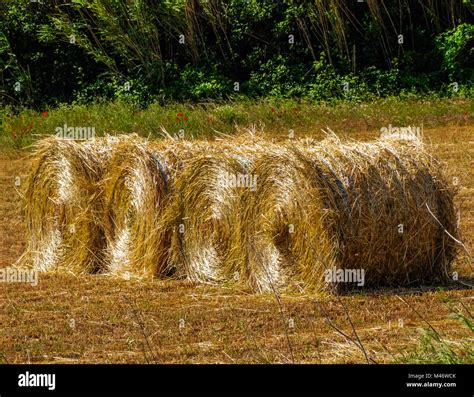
1, 0, 473, 108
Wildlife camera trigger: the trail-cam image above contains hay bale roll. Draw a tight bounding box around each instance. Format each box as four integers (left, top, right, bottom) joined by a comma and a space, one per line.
22, 137, 111, 274
162, 149, 259, 283
101, 139, 172, 278
235, 147, 325, 292
237, 138, 458, 293
101, 137, 210, 278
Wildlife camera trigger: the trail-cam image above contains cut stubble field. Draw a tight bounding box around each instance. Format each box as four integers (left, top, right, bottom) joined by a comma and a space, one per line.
0, 124, 473, 364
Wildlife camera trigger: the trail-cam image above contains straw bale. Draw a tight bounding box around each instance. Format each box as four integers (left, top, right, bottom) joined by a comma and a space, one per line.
22, 136, 115, 273
237, 137, 458, 292
102, 137, 210, 278
162, 148, 260, 283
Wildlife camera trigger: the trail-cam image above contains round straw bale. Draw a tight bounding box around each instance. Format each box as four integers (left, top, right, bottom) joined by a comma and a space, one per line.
22, 137, 110, 273
234, 146, 328, 292
102, 138, 172, 278
162, 149, 259, 283
312, 138, 458, 289
102, 136, 212, 278
237, 138, 458, 293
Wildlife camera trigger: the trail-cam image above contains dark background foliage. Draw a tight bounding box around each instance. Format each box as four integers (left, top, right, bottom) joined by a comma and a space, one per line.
1, 0, 473, 109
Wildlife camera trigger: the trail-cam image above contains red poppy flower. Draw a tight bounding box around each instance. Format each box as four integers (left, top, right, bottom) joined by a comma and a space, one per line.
41, 111, 49, 117
177, 113, 183, 117
184, 117, 188, 121
271, 108, 276, 112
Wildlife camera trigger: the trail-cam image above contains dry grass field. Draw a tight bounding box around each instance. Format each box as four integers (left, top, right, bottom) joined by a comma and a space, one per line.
0, 124, 472, 364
